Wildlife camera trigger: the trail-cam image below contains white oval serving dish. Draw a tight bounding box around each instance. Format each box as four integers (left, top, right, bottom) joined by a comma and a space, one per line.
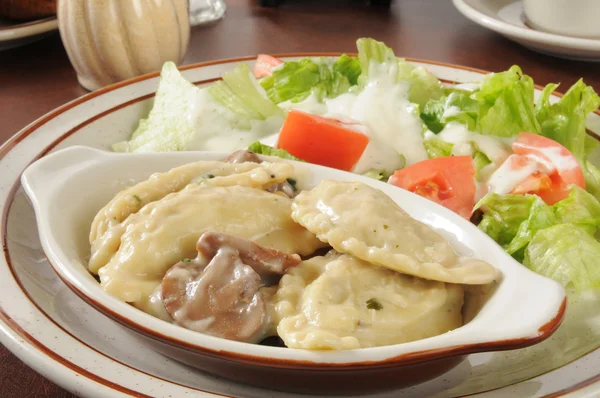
20, 145, 567, 394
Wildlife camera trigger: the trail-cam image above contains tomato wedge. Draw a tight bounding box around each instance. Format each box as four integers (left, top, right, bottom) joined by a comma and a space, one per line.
277, 110, 370, 171
253, 54, 283, 79
388, 156, 476, 219
510, 132, 585, 204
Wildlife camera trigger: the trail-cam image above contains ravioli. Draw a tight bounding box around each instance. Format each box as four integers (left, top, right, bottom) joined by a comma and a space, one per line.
89, 160, 293, 247
291, 181, 500, 284
95, 184, 324, 306
275, 252, 464, 350
89, 160, 294, 273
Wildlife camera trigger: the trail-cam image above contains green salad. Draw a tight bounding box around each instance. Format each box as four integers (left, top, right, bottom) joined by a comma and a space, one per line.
114, 38, 600, 291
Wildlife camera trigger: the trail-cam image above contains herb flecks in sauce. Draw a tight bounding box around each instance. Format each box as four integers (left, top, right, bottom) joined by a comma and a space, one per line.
366, 298, 383, 311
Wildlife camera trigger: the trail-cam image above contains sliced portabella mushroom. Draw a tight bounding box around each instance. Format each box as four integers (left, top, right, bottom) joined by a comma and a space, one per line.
161, 231, 301, 342
224, 150, 262, 164
197, 231, 301, 283
266, 181, 297, 198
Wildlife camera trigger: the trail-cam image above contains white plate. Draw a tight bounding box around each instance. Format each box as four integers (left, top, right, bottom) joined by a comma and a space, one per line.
0, 16, 58, 51
452, 0, 600, 62
1, 55, 600, 398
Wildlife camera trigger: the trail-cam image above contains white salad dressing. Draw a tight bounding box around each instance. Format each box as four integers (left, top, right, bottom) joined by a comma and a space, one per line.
325, 76, 427, 165
442, 106, 462, 119
312, 114, 406, 174
474, 181, 488, 203
435, 122, 512, 166
424, 123, 514, 201
485, 144, 580, 197
187, 89, 284, 152
523, 146, 579, 174
281, 60, 429, 172
487, 154, 539, 195
351, 138, 406, 174
278, 93, 327, 115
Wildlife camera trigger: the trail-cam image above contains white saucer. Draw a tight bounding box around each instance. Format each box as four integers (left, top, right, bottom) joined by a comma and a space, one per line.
0, 16, 58, 51
453, 0, 600, 62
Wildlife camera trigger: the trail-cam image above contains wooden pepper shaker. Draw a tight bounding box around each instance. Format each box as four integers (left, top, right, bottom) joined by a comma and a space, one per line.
58, 0, 190, 91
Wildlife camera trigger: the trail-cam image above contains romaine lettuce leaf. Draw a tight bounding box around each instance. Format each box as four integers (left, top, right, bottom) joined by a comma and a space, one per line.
247, 141, 301, 160
524, 224, 600, 290
355, 38, 444, 107
477, 184, 600, 263
311, 70, 352, 103
420, 92, 479, 133
423, 138, 453, 158
553, 185, 600, 227
260, 57, 356, 104
356, 37, 398, 86
473, 150, 491, 178
114, 62, 283, 153
420, 66, 540, 138
505, 198, 557, 259
536, 79, 600, 160
396, 59, 445, 108
209, 80, 261, 122
428, 73, 598, 147
476, 193, 554, 255
475, 66, 540, 137
333, 54, 361, 86
584, 160, 600, 200
585, 135, 599, 156
420, 101, 445, 134
113, 62, 200, 152
260, 59, 323, 104
533, 82, 558, 122
534, 79, 600, 198
210, 63, 283, 120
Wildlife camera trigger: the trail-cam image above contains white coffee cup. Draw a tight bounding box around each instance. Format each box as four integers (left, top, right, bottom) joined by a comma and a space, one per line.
523, 0, 600, 39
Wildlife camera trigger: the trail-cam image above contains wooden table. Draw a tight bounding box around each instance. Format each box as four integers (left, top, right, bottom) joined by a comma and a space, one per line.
0, 0, 598, 396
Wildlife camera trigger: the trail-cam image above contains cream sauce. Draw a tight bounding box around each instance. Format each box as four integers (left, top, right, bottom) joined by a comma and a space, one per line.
90, 161, 325, 307
275, 253, 464, 350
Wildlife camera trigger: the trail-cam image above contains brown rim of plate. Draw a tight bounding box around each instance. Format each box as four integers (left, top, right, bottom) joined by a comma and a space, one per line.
0, 306, 152, 398
0, 55, 598, 396
0, 16, 56, 31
